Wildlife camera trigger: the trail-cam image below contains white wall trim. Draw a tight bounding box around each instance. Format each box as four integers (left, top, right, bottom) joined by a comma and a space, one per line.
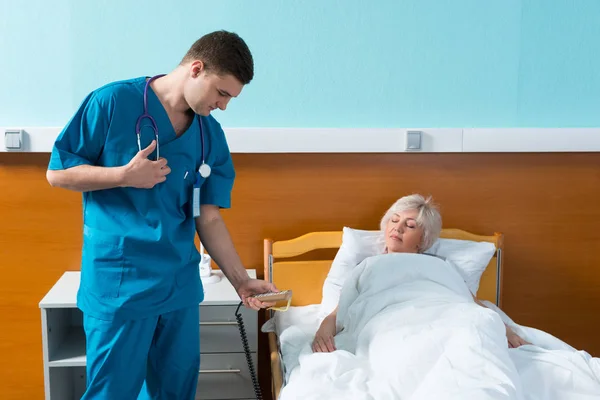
463, 128, 600, 152
224, 128, 464, 153
1, 126, 599, 153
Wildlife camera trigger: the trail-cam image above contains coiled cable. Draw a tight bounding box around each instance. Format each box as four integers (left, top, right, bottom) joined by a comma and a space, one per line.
235, 302, 263, 400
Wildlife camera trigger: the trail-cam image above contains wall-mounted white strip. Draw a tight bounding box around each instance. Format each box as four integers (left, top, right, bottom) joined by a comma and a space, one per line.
0, 126, 599, 154
1, 127, 63, 153
224, 128, 463, 153
463, 128, 600, 152
0, 127, 463, 154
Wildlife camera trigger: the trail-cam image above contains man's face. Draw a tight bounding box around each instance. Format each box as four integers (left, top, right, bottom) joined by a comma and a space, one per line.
183, 61, 244, 116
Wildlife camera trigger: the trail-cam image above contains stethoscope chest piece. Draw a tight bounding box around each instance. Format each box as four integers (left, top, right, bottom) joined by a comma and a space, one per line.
199, 163, 211, 179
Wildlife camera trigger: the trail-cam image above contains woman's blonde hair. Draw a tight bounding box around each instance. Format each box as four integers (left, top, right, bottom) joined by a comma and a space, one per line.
379, 194, 442, 252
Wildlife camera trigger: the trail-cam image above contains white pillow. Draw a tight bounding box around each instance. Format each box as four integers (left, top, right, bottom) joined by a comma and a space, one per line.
320, 227, 385, 315
425, 238, 496, 295
320, 227, 496, 314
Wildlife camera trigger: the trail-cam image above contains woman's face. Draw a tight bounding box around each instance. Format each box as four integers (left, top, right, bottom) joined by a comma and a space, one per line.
385, 209, 424, 254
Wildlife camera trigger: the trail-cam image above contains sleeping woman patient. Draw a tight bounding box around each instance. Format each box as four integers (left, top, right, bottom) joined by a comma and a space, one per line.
312, 194, 530, 353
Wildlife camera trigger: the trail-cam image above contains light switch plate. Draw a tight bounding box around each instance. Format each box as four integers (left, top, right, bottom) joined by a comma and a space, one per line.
5, 129, 23, 150
406, 130, 422, 151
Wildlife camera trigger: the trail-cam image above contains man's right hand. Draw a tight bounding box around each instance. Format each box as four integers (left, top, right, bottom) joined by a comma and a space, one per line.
122, 140, 171, 188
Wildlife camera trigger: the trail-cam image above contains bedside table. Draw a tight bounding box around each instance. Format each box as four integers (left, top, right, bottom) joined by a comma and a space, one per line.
39, 269, 258, 400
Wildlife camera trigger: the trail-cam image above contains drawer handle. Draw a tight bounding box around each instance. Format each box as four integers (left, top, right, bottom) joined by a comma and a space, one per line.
198, 369, 241, 374
199, 321, 238, 326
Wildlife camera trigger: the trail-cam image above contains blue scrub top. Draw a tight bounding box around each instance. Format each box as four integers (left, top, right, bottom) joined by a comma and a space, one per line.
49, 77, 235, 320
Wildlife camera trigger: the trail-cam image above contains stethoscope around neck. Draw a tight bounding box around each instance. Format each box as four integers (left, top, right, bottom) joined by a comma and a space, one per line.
135, 74, 211, 179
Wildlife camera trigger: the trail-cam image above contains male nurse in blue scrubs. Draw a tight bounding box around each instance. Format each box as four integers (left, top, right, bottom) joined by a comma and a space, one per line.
46, 30, 277, 399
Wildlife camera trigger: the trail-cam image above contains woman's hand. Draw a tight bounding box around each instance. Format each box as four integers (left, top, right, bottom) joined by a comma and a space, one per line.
506, 324, 531, 348
312, 316, 337, 353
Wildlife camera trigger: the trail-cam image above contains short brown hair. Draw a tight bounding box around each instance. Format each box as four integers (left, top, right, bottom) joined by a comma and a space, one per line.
182, 30, 254, 85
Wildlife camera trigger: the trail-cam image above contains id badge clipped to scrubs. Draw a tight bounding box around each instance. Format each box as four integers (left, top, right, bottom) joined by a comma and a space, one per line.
192, 163, 210, 218
192, 174, 201, 218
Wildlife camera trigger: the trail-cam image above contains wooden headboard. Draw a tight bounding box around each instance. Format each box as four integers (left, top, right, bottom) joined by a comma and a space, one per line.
264, 228, 504, 308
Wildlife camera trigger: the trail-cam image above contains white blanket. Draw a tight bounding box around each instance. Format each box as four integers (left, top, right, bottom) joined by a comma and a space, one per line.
276, 253, 600, 400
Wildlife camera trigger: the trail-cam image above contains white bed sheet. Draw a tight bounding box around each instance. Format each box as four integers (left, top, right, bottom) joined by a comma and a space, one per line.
263, 303, 600, 400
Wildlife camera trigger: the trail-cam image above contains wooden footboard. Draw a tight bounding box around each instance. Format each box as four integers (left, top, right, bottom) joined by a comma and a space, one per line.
268, 331, 283, 399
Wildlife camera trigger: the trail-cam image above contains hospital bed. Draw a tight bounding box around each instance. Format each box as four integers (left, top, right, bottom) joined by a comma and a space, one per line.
263, 228, 503, 399
261, 228, 600, 400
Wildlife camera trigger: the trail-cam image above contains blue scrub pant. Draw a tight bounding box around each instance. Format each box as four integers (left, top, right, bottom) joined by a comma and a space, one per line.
81, 306, 200, 400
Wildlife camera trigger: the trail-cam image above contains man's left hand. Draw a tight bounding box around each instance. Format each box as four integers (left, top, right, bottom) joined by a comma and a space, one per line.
236, 279, 279, 311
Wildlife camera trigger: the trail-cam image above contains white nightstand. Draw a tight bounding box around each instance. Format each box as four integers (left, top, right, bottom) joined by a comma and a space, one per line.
39, 270, 258, 400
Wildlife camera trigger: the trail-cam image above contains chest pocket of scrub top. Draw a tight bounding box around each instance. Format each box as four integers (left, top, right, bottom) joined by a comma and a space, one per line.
81, 227, 125, 299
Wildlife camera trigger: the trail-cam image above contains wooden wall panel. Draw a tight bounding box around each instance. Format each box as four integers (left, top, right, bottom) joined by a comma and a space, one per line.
1, 154, 83, 400
1, 151, 599, 400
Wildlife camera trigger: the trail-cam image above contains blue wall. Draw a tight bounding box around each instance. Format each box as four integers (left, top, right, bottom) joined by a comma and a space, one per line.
1, 0, 599, 128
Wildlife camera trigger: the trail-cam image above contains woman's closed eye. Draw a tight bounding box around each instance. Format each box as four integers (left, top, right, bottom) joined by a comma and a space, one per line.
391, 219, 416, 228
